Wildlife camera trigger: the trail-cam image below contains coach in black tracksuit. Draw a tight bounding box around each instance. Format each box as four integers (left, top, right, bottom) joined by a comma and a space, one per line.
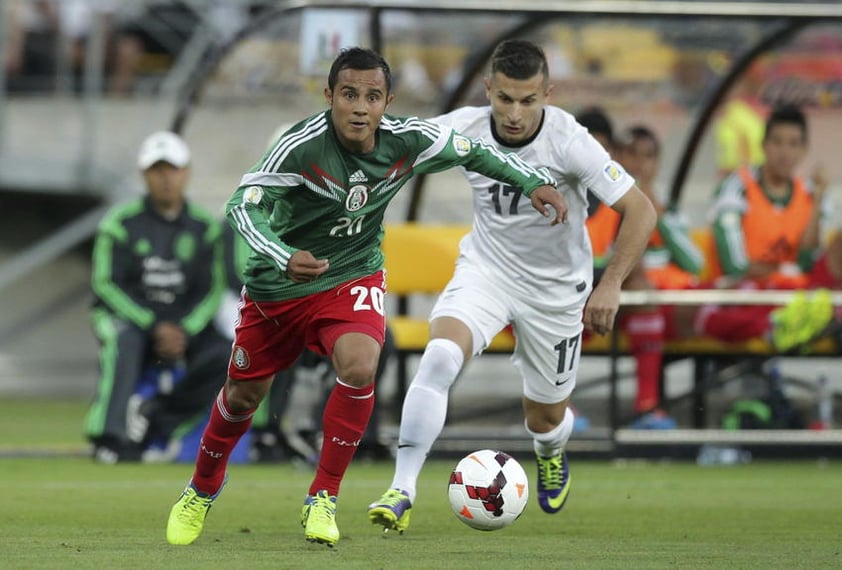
85, 131, 229, 463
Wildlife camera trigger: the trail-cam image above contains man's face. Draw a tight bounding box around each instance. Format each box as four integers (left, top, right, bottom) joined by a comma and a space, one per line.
144, 162, 189, 208
621, 136, 659, 186
762, 123, 806, 180
325, 67, 393, 154
485, 71, 552, 145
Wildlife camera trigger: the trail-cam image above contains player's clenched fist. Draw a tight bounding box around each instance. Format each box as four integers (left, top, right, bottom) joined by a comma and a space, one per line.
286, 250, 329, 283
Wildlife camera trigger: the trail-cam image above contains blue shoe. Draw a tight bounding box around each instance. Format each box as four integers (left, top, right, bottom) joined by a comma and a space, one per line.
630, 409, 677, 430
368, 489, 412, 534
535, 452, 571, 514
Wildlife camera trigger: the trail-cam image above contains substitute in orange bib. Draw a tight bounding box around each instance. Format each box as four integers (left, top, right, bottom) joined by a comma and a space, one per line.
697, 105, 833, 349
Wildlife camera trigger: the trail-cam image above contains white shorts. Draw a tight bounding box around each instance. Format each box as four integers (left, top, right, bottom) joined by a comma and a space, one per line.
430, 261, 585, 404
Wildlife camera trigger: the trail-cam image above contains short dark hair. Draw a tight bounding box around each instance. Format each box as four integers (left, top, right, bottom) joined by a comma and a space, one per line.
490, 40, 549, 81
764, 104, 807, 143
327, 47, 392, 93
575, 106, 614, 142
619, 124, 660, 155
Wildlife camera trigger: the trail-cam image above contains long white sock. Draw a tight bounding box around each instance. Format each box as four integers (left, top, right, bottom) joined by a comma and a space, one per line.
525, 407, 575, 458
391, 338, 464, 503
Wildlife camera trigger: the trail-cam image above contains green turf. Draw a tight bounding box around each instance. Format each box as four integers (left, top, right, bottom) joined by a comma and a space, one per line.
1, 400, 841, 568
0, 457, 840, 569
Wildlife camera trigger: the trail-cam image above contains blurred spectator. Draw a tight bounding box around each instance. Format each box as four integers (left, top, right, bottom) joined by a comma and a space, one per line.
109, 1, 250, 94
714, 68, 767, 177
85, 131, 229, 463
5, 0, 59, 93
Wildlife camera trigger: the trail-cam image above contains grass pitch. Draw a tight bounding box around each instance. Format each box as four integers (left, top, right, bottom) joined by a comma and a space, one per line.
1, 400, 840, 569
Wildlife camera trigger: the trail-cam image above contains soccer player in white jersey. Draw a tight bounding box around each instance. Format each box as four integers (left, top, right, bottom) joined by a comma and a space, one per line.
368, 40, 656, 532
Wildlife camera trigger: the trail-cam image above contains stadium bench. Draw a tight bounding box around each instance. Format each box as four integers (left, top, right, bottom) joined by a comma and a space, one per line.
382, 223, 841, 429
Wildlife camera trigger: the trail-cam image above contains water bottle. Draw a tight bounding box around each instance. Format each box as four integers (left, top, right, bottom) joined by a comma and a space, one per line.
813, 374, 833, 430
696, 444, 752, 466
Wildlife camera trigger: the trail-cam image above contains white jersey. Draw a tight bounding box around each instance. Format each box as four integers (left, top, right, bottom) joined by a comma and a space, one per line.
432, 105, 634, 306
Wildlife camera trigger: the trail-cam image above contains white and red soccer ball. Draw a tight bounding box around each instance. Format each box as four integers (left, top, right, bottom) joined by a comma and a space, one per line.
448, 449, 529, 531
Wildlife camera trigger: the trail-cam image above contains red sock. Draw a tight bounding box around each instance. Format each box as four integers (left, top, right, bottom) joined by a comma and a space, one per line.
309, 379, 375, 496
192, 389, 254, 495
699, 305, 773, 342
624, 311, 666, 413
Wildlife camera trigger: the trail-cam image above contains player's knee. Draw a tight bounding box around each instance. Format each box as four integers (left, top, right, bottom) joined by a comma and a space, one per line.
413, 338, 464, 393
335, 359, 377, 387
225, 378, 268, 412
524, 400, 568, 433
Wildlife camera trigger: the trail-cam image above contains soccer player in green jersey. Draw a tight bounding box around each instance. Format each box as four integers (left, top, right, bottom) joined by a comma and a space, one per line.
166, 47, 566, 547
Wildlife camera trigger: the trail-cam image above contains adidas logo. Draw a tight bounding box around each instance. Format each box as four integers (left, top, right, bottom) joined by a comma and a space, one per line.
349, 169, 368, 183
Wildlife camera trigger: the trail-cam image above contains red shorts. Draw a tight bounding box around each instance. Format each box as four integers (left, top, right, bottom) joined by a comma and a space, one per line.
228, 271, 387, 380
809, 254, 840, 289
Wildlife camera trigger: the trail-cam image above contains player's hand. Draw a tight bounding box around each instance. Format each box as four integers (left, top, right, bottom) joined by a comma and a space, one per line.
287, 250, 329, 283
530, 185, 568, 225
154, 321, 187, 360
583, 283, 620, 336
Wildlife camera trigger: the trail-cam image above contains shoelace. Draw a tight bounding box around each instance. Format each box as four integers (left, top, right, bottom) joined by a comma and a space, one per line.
309, 494, 336, 524
178, 491, 211, 526
537, 457, 562, 490
380, 490, 408, 508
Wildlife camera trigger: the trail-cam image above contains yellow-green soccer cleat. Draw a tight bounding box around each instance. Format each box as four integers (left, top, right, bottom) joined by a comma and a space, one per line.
166, 476, 227, 545
300, 490, 340, 546
535, 452, 571, 514
770, 291, 808, 352
801, 289, 834, 348
771, 289, 834, 352
367, 489, 412, 534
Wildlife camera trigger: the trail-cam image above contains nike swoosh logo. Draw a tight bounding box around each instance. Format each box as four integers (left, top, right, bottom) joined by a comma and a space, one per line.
554, 379, 569, 386
545, 481, 571, 511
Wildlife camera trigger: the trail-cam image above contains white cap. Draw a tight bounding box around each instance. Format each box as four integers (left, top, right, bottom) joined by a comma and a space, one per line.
137, 131, 191, 170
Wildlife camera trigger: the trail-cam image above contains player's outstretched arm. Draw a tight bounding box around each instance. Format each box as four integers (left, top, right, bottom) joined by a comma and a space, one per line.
584, 187, 656, 335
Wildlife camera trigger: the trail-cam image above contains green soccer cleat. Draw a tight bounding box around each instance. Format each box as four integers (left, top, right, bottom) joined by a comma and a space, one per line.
166, 475, 227, 545
367, 488, 412, 534
301, 490, 340, 547
770, 291, 808, 352
771, 289, 834, 352
535, 451, 571, 514
801, 289, 834, 348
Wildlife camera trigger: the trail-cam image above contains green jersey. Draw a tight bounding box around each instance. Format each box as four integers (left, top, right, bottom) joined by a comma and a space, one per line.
226, 110, 556, 301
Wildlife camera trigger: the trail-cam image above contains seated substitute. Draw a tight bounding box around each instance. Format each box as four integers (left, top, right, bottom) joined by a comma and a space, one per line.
615, 125, 704, 429
697, 105, 834, 350
85, 131, 230, 463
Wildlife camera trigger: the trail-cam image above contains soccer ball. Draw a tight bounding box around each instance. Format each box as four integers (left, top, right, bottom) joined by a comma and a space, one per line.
447, 449, 529, 531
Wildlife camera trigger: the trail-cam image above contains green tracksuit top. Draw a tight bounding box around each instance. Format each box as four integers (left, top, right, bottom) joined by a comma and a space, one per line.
91, 197, 225, 335
226, 110, 556, 301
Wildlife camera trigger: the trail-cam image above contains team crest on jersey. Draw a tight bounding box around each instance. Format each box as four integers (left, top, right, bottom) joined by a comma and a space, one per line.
345, 184, 369, 212
242, 186, 263, 205
231, 345, 250, 370
602, 161, 624, 182
453, 135, 471, 157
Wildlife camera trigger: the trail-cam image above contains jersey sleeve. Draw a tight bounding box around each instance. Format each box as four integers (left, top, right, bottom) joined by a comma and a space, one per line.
90, 212, 155, 330
410, 120, 556, 195
563, 129, 634, 206
657, 209, 704, 274
709, 174, 749, 276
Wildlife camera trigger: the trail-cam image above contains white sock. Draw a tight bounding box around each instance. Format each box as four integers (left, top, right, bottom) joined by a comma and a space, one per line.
391, 338, 464, 504
525, 407, 574, 458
